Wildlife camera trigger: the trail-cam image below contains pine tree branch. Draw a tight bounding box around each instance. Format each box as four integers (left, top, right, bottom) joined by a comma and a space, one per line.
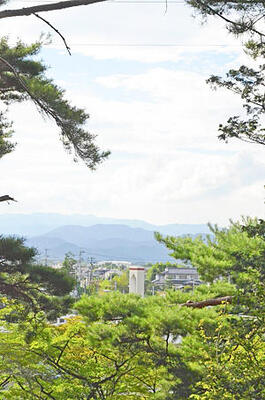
181, 296, 233, 308
191, 0, 265, 37
0, 56, 70, 129
0, 0, 107, 20
0, 279, 37, 309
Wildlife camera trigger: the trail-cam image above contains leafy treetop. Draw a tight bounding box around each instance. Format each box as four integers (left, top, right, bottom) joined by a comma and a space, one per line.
187, 0, 265, 38
0, 218, 264, 399
0, 235, 75, 319
186, 0, 265, 147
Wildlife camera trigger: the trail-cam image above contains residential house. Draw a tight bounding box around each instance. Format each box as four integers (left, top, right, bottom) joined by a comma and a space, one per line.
152, 266, 201, 290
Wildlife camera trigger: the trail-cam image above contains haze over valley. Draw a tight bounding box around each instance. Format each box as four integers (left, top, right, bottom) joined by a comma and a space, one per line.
0, 213, 210, 263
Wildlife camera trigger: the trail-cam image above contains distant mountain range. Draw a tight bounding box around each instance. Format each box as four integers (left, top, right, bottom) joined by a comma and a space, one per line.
0, 213, 210, 237
25, 224, 207, 263
0, 214, 211, 263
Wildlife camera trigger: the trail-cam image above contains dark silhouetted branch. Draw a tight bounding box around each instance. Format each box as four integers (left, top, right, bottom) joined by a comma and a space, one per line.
0, 0, 107, 20
0, 195, 17, 203
34, 13, 71, 55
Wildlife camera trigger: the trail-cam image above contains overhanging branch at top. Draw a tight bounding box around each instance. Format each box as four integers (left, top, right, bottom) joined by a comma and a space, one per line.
0, 0, 108, 19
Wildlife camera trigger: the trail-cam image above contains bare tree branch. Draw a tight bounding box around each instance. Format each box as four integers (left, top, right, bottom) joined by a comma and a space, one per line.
0, 376, 10, 388
0, 0, 107, 20
181, 296, 233, 308
34, 13, 71, 55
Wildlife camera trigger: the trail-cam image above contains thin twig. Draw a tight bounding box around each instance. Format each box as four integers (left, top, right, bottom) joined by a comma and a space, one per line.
164, 0, 168, 14
33, 13, 71, 55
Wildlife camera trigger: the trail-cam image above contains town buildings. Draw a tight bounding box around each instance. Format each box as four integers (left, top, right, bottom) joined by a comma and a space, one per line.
152, 266, 201, 290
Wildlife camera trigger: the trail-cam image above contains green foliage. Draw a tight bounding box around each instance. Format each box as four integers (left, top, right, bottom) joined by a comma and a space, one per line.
0, 109, 14, 157
62, 251, 77, 275
0, 37, 110, 168
187, 1, 265, 147
0, 236, 75, 318
183, 218, 265, 399
187, 0, 264, 37
207, 64, 265, 146
1, 215, 264, 400
0, 290, 222, 399
98, 278, 112, 292
2, 219, 261, 399
155, 218, 265, 283
112, 270, 129, 293
190, 311, 265, 400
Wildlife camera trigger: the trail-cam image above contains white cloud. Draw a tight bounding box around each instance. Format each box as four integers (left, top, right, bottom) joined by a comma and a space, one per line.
81, 67, 244, 153
1, 66, 264, 226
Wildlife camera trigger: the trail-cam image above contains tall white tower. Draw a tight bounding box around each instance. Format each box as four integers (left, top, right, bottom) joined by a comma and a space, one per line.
129, 266, 145, 297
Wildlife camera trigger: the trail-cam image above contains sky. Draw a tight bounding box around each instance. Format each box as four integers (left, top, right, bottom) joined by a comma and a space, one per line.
0, 0, 264, 225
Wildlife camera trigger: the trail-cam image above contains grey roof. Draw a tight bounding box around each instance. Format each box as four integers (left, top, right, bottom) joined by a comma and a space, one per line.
165, 267, 198, 274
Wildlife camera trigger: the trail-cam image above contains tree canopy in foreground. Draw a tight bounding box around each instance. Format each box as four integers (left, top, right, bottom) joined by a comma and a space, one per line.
0, 218, 264, 399
0, 236, 75, 320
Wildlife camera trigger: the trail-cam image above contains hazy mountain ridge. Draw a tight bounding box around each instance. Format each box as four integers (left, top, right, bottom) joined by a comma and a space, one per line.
43, 224, 155, 245
24, 223, 210, 263
0, 213, 210, 237
1, 214, 211, 263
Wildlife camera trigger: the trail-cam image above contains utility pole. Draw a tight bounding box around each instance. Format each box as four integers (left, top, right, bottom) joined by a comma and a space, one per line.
88, 256, 96, 269
78, 250, 85, 285
44, 248, 49, 266
79, 250, 85, 265
88, 256, 96, 282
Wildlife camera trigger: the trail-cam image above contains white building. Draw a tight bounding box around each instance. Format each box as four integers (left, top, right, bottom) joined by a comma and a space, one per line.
129, 266, 145, 297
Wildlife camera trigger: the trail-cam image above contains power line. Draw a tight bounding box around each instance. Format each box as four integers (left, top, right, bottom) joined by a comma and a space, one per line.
47, 43, 240, 47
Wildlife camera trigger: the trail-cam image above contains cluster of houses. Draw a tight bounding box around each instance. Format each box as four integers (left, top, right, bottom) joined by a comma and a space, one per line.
71, 262, 127, 289
51, 258, 202, 297
53, 263, 202, 324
